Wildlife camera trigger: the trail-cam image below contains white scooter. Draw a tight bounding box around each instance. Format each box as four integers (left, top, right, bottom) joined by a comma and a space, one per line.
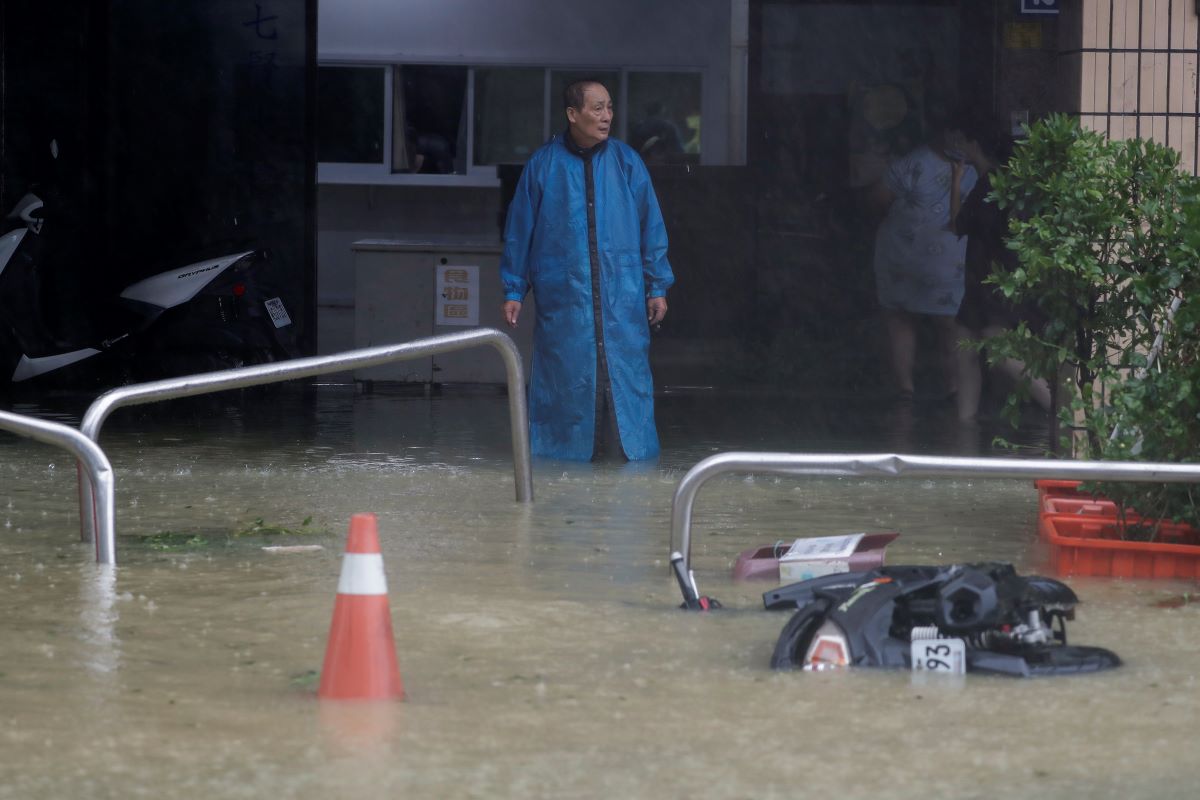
0, 182, 298, 389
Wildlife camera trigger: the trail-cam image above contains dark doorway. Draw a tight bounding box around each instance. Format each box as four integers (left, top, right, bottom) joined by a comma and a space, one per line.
0, 0, 316, 359
740, 0, 999, 394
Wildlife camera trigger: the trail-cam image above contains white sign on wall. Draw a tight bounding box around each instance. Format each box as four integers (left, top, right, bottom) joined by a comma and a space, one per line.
435, 264, 479, 326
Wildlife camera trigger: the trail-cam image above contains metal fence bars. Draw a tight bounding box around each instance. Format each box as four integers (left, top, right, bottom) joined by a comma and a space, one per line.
77, 328, 532, 563
670, 451, 1200, 578
0, 410, 117, 564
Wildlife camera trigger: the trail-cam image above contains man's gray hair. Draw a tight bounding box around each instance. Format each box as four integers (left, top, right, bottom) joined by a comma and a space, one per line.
563, 79, 607, 111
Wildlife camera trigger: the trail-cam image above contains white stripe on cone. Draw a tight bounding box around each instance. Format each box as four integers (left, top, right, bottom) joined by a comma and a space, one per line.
336, 553, 389, 595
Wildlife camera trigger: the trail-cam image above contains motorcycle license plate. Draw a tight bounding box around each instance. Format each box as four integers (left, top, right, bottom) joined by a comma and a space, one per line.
910, 638, 965, 674
264, 297, 293, 328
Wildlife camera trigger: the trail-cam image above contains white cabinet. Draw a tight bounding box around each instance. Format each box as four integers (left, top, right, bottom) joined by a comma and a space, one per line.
352, 238, 535, 385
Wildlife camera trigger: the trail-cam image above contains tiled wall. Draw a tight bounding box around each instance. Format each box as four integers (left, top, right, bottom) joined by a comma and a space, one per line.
1068, 0, 1200, 173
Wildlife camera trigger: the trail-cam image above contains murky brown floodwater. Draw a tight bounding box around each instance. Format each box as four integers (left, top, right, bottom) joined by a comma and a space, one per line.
1, 387, 1197, 799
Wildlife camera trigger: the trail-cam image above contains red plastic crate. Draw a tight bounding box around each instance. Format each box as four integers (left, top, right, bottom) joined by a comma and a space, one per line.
1036, 495, 1126, 542
1040, 514, 1200, 579
1041, 495, 1121, 518
1034, 479, 1084, 503
1035, 479, 1084, 495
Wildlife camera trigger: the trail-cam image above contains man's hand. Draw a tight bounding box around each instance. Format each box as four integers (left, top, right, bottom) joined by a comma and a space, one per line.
503, 300, 522, 328
647, 296, 668, 326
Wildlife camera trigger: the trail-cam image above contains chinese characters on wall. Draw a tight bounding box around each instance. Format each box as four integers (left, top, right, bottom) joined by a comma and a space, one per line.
436, 265, 479, 326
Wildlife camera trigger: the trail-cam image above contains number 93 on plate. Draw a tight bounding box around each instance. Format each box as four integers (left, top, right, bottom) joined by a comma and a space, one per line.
910, 638, 965, 674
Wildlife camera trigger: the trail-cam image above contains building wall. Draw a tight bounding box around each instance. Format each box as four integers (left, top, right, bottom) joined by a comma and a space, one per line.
993, 5, 1074, 136
1064, 0, 1200, 173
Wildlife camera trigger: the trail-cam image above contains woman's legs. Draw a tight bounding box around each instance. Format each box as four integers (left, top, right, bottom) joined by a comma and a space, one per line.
885, 310, 969, 402
956, 322, 1054, 418
982, 324, 1052, 411
955, 323, 983, 422
930, 313, 961, 398
883, 309, 917, 397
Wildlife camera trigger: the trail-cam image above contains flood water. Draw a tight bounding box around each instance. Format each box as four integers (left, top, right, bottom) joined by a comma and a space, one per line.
1, 386, 1197, 799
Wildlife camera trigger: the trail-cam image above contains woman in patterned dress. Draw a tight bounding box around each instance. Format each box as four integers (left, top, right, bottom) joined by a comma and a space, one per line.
871, 124, 978, 401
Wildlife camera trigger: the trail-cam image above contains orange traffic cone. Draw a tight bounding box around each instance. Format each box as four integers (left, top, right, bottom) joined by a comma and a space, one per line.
318, 513, 405, 700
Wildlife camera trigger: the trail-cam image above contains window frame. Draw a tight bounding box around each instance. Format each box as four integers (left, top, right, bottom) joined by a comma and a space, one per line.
315, 62, 397, 184
316, 62, 704, 186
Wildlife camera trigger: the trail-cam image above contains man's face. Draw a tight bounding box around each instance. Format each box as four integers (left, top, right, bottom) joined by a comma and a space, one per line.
566, 84, 613, 148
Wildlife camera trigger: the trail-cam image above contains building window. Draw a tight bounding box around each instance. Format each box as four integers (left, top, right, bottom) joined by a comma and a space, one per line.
473, 67, 544, 165
317, 66, 385, 164
627, 71, 703, 164
394, 65, 469, 174
318, 64, 703, 184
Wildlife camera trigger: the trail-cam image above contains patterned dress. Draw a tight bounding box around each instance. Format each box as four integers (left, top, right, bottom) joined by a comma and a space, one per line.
873, 145, 977, 316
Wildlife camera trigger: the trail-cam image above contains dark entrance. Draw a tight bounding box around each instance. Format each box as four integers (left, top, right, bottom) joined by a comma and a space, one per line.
741, 0, 998, 393
0, 0, 316, 360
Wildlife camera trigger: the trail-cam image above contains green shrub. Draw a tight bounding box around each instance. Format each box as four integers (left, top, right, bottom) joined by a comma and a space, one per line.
987, 114, 1200, 530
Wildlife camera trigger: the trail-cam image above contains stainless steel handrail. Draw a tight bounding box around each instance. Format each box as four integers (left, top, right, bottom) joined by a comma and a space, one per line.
671, 451, 1200, 579
0, 410, 117, 564
77, 328, 532, 554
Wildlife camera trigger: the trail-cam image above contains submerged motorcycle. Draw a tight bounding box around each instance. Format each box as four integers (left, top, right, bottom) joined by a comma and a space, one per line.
671, 552, 1121, 677
0, 187, 298, 389
764, 562, 1122, 678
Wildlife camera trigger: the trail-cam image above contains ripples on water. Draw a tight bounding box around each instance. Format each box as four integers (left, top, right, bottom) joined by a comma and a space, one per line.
1, 386, 1195, 799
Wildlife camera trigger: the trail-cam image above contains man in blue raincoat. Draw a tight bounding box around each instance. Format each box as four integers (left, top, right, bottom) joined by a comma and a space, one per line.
501, 79, 674, 461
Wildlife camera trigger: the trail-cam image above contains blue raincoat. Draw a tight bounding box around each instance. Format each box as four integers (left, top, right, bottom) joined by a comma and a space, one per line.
500, 133, 674, 460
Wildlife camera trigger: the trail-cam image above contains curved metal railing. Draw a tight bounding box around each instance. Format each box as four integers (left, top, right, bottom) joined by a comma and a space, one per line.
77, 328, 532, 559
670, 452, 1200, 598
0, 410, 117, 563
